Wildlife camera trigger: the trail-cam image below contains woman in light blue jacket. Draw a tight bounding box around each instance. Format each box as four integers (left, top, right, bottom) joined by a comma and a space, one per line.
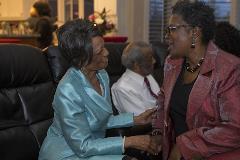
38, 19, 160, 160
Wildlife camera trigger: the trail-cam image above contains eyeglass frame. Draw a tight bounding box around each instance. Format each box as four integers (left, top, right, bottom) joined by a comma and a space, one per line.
165, 24, 193, 35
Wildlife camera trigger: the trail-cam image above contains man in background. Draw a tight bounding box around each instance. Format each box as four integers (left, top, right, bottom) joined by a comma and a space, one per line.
111, 41, 160, 116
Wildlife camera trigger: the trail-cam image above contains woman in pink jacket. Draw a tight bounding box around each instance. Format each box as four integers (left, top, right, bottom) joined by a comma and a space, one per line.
153, 0, 240, 160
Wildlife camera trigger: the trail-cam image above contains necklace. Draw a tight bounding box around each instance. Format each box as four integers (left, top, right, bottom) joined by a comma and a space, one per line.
185, 57, 204, 73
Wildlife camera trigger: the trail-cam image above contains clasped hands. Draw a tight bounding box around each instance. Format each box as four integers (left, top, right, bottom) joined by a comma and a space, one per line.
124, 108, 162, 155
124, 134, 162, 155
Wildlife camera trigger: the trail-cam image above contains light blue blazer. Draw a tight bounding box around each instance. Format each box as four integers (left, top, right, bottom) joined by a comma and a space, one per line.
39, 67, 134, 160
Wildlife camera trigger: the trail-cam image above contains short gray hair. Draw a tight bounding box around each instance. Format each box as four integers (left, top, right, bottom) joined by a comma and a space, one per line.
122, 41, 152, 69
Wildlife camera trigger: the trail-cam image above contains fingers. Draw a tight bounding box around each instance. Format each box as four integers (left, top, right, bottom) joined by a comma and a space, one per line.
134, 108, 156, 125
149, 137, 162, 155
145, 108, 157, 115
146, 142, 161, 155
129, 135, 161, 155
140, 108, 155, 117
151, 135, 162, 145
142, 108, 157, 120
140, 135, 161, 155
147, 108, 157, 118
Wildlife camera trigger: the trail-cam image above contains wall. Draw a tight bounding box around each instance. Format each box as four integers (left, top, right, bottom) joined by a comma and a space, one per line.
0, 0, 35, 20
117, 0, 149, 42
94, 0, 117, 29
93, 0, 149, 42
94, 0, 116, 15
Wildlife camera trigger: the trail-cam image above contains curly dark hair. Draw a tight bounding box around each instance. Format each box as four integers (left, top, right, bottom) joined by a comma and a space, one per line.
214, 22, 240, 57
33, 1, 51, 17
56, 19, 102, 69
172, 0, 215, 45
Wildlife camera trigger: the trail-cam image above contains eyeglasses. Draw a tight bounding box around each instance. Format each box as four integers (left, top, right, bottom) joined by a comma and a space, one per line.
165, 24, 191, 35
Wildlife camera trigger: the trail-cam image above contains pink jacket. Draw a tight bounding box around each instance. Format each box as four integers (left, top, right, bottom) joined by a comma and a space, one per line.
153, 42, 240, 160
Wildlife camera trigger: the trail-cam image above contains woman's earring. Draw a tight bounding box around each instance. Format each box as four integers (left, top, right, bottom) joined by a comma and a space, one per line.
191, 37, 196, 48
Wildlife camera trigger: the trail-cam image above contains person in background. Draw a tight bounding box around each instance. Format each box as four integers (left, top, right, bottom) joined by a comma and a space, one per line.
111, 42, 160, 116
38, 19, 161, 160
214, 21, 240, 57
152, 0, 240, 160
28, 1, 56, 49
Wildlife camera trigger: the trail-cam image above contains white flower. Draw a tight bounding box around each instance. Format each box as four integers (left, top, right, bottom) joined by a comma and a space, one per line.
95, 18, 104, 24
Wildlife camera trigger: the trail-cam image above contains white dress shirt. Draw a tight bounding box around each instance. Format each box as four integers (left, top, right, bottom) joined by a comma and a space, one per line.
111, 69, 160, 116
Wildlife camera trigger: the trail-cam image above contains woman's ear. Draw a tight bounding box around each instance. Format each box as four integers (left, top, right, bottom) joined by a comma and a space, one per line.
191, 27, 201, 40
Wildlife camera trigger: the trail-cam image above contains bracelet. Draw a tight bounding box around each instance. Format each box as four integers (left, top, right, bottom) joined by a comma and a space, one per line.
151, 129, 162, 136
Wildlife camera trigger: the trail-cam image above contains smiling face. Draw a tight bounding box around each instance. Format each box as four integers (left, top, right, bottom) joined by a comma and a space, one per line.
85, 36, 109, 71
165, 14, 193, 58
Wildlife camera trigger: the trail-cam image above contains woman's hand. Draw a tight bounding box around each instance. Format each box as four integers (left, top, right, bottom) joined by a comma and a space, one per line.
151, 135, 162, 146
124, 135, 161, 155
134, 108, 156, 126
169, 144, 182, 160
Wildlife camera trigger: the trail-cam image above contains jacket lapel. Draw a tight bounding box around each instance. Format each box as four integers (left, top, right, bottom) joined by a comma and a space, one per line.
164, 57, 183, 120
186, 42, 218, 127
73, 68, 113, 114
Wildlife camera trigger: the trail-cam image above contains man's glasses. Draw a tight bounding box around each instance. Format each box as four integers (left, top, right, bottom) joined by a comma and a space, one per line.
165, 24, 192, 35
